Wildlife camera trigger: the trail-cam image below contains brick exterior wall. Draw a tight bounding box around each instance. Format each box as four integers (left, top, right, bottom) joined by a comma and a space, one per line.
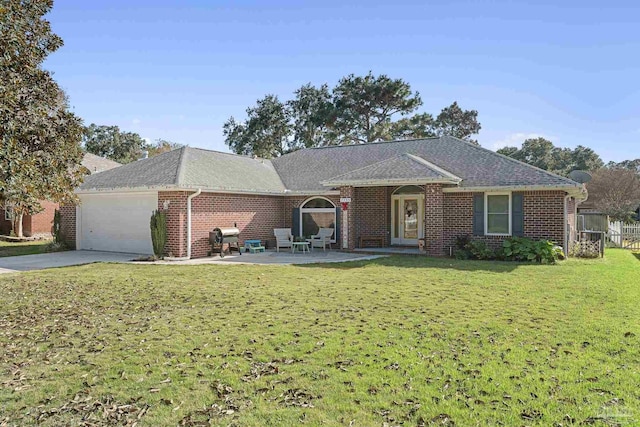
353, 187, 391, 247
0, 212, 12, 236
441, 190, 568, 255
190, 193, 285, 258
24, 200, 58, 237
340, 186, 356, 249
0, 200, 58, 238
59, 204, 76, 248
59, 187, 572, 258
158, 191, 341, 258
424, 184, 444, 256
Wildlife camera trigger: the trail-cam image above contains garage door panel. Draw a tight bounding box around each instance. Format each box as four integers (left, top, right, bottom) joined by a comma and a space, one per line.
79, 193, 157, 254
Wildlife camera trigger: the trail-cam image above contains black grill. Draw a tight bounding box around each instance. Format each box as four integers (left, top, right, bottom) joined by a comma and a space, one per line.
210, 226, 242, 258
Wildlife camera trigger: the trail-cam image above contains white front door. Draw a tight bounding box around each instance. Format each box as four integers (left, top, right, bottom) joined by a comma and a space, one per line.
391, 195, 424, 245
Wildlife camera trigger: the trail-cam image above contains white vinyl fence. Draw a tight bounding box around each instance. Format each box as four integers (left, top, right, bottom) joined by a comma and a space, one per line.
608, 221, 640, 250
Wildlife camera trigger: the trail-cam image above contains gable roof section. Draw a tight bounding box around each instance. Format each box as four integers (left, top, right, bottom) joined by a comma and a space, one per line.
82, 153, 121, 174
177, 147, 286, 193
80, 148, 183, 191
79, 147, 286, 194
321, 153, 462, 186
272, 136, 581, 192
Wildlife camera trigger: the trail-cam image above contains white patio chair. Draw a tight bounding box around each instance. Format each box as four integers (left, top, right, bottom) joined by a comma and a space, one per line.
274, 228, 293, 252
310, 228, 334, 251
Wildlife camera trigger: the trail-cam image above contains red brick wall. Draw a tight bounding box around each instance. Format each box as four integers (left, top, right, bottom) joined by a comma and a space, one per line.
0, 200, 58, 238
424, 184, 444, 256
24, 200, 58, 237
523, 190, 565, 242
190, 193, 285, 258
442, 190, 568, 255
59, 204, 76, 248
0, 212, 11, 235
340, 186, 356, 249
158, 192, 188, 258
353, 187, 390, 247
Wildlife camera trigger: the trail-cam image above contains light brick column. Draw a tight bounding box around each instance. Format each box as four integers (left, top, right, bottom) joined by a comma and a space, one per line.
424, 184, 444, 256
340, 186, 355, 250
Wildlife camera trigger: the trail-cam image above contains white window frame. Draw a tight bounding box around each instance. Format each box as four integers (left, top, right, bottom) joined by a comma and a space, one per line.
300, 196, 337, 243
4, 205, 13, 221
484, 192, 512, 236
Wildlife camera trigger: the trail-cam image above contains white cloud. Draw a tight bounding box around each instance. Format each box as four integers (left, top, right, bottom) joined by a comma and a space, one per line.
143, 137, 152, 145
489, 132, 554, 151
132, 118, 141, 125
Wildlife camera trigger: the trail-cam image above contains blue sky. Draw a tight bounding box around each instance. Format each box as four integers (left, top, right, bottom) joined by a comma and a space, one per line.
44, 0, 639, 162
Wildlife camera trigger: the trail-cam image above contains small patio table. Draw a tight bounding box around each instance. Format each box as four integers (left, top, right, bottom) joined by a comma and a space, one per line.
291, 241, 310, 254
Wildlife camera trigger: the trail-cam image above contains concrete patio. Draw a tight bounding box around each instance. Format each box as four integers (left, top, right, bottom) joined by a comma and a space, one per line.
0, 250, 143, 273
154, 249, 385, 266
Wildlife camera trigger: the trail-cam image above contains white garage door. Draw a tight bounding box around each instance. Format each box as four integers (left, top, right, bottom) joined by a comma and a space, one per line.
78, 193, 158, 254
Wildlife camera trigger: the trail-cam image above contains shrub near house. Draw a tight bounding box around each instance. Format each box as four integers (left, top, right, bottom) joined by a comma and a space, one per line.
455, 235, 564, 263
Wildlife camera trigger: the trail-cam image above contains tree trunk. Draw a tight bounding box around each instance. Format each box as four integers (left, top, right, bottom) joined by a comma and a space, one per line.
13, 211, 24, 238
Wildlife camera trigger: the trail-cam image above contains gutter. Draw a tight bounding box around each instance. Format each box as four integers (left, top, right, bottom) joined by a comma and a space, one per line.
186, 188, 202, 259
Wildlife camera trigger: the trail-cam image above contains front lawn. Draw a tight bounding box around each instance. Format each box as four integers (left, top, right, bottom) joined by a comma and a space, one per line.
1, 250, 638, 426
0, 239, 51, 258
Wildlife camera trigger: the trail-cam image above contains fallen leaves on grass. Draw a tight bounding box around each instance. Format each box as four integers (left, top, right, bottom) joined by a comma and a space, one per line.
278, 388, 319, 408
179, 381, 252, 426
34, 392, 149, 426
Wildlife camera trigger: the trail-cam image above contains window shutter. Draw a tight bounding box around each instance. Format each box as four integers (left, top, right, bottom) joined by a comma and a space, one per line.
334, 206, 341, 244
512, 193, 524, 237
473, 194, 484, 236
292, 208, 300, 237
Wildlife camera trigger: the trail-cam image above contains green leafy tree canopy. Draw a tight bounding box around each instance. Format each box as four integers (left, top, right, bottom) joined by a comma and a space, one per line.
1, 0, 86, 237
497, 137, 603, 176
224, 72, 481, 158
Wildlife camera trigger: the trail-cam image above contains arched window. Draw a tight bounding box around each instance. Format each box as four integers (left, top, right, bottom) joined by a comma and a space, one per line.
392, 185, 424, 195
300, 197, 336, 240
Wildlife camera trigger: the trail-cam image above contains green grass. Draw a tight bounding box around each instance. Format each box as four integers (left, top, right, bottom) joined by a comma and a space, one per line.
1, 250, 639, 426
0, 240, 51, 257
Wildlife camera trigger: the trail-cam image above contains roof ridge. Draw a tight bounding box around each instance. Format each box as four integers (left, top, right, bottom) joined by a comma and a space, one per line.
302, 136, 442, 151
188, 145, 271, 161
403, 153, 462, 181
444, 135, 581, 186
175, 146, 189, 185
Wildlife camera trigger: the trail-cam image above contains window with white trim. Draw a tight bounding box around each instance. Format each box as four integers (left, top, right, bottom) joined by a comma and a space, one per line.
4, 206, 13, 221
300, 197, 336, 241
485, 193, 511, 235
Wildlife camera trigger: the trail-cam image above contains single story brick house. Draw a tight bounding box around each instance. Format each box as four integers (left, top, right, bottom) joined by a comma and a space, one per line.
61, 136, 586, 257
1, 153, 120, 238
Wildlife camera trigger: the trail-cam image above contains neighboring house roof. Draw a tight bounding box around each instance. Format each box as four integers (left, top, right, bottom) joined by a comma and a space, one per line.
82, 153, 121, 174
79, 136, 583, 195
79, 147, 286, 194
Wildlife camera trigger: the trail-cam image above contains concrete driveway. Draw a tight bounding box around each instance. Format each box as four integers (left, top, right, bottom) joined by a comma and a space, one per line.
0, 250, 141, 273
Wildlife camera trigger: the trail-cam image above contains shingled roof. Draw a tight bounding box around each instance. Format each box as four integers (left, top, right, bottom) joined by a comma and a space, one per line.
79, 147, 286, 193
321, 153, 462, 186
79, 136, 582, 194
82, 153, 121, 174
272, 136, 581, 192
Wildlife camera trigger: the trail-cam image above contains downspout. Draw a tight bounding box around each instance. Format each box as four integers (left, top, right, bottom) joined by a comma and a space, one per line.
186, 188, 202, 259
563, 194, 572, 256
164, 188, 201, 261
